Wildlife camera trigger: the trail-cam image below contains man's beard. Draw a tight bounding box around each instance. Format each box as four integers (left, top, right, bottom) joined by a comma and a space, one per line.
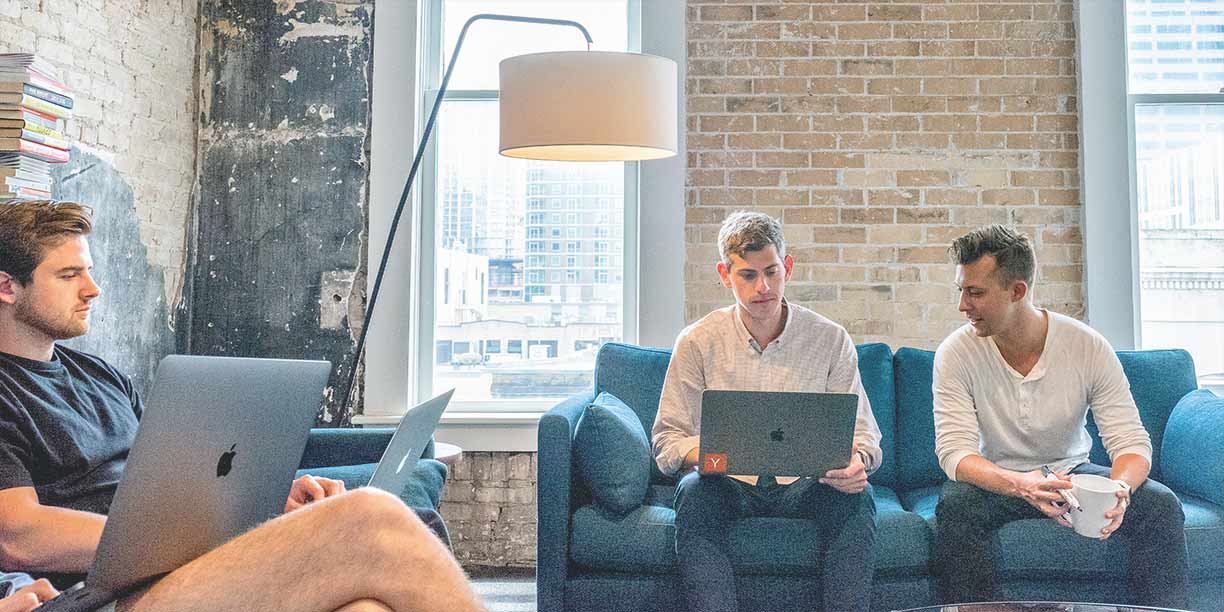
14, 299, 89, 341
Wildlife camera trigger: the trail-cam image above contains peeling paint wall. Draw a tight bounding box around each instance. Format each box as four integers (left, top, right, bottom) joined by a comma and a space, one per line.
192, 0, 373, 423
1, 1, 199, 390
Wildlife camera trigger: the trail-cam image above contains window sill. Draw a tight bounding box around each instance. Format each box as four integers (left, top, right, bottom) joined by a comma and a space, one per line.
351, 412, 542, 452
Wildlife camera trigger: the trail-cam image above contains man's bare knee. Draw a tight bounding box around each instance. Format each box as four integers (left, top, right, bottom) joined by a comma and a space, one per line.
333, 598, 394, 612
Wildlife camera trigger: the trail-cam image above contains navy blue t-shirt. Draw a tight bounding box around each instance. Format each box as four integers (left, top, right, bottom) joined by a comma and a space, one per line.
0, 345, 142, 516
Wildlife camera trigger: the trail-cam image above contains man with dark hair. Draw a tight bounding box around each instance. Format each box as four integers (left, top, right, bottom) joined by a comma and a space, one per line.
931, 224, 1187, 607
0, 200, 485, 612
653, 210, 882, 612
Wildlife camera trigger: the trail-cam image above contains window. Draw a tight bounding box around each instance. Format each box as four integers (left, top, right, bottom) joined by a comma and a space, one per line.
421, 0, 636, 411
1125, 0, 1224, 387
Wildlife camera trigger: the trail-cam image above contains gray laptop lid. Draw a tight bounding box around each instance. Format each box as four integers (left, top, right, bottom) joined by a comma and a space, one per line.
697, 390, 858, 478
368, 389, 454, 493
90, 355, 330, 594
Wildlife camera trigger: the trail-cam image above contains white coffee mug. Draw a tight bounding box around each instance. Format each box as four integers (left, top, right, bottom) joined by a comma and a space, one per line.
1066, 474, 1126, 539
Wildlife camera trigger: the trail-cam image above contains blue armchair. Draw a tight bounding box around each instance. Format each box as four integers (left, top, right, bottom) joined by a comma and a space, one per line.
296, 428, 448, 526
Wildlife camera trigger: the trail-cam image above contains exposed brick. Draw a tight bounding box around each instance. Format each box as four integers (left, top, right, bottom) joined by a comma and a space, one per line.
700, 5, 754, 22
813, 5, 868, 22
837, 23, 893, 41
898, 170, 951, 187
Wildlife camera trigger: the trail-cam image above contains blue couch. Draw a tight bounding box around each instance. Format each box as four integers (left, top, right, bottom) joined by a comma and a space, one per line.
296, 427, 448, 514
538, 342, 1224, 612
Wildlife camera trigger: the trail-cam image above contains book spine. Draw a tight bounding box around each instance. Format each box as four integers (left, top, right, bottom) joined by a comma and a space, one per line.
20, 129, 69, 150
4, 175, 49, 190
22, 83, 73, 109
18, 138, 70, 162
19, 121, 64, 140
18, 108, 60, 131
18, 95, 71, 119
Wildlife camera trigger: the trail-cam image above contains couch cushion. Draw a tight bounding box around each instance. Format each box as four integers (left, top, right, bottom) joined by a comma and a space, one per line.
571, 502, 677, 574
297, 458, 447, 509
1082, 350, 1197, 479
574, 392, 652, 515
593, 343, 676, 486
893, 348, 945, 491
1183, 494, 1224, 578
857, 343, 897, 489
872, 486, 931, 577
571, 485, 930, 578
1161, 389, 1224, 508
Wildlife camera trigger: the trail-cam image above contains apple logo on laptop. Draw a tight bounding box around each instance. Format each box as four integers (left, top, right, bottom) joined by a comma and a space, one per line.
396, 448, 415, 474
216, 444, 237, 477
770, 428, 785, 442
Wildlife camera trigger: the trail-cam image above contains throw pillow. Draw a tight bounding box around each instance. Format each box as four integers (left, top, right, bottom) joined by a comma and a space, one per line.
574, 392, 651, 516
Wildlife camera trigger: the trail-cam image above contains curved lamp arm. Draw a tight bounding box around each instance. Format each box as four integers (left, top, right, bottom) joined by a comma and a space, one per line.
339, 14, 594, 417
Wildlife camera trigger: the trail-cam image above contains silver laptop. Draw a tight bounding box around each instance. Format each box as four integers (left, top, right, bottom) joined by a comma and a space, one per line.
367, 389, 454, 492
43, 355, 330, 611
697, 390, 858, 478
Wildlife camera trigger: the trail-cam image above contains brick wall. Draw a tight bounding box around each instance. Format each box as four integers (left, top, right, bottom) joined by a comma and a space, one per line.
0, 0, 198, 301
441, 452, 538, 568
0, 0, 198, 387
685, 0, 1082, 348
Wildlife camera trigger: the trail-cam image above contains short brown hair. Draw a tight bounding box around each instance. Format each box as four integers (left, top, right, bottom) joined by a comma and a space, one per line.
717, 211, 786, 266
0, 200, 94, 284
948, 224, 1035, 287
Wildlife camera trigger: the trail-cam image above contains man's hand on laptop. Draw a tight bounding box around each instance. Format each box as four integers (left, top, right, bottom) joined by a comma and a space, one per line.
284, 474, 347, 513
818, 443, 868, 494
0, 579, 58, 612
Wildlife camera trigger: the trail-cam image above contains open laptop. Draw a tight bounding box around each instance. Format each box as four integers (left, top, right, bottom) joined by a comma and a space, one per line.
697, 390, 858, 478
367, 388, 454, 493
42, 355, 331, 612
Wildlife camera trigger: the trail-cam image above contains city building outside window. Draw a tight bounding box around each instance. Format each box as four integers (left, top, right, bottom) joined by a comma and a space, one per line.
1126, 0, 1224, 387
422, 0, 635, 411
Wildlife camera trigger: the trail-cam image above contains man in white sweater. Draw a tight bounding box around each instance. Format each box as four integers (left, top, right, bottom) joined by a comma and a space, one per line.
652, 211, 883, 612
931, 225, 1187, 607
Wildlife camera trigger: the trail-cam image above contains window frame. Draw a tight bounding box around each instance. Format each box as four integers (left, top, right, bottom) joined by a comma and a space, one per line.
414, 0, 642, 413
1079, 1, 1224, 389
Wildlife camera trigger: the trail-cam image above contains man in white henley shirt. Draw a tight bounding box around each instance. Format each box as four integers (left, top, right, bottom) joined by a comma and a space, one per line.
931, 225, 1187, 608
652, 211, 883, 612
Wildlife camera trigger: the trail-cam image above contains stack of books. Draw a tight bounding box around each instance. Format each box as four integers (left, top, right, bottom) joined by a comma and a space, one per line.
0, 53, 73, 201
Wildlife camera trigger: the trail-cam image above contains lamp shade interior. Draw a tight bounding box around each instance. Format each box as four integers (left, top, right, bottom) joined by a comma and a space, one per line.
499, 51, 678, 162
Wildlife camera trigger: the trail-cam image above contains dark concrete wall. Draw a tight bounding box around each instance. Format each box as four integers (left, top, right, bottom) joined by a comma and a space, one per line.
192, 0, 373, 423
54, 148, 179, 393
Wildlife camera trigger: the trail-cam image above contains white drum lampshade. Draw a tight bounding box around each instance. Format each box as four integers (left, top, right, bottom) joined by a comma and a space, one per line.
499, 51, 677, 161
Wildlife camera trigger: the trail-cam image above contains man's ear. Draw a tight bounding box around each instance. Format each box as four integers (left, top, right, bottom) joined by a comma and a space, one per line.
1011, 278, 1029, 303
0, 271, 20, 306
783, 254, 794, 280
716, 261, 733, 289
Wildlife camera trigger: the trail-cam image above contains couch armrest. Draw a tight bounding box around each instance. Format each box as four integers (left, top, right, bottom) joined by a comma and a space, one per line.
1160, 389, 1224, 507
537, 391, 595, 612
299, 427, 434, 469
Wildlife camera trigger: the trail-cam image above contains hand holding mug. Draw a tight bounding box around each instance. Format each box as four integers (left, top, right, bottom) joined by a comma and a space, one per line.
1099, 479, 1132, 539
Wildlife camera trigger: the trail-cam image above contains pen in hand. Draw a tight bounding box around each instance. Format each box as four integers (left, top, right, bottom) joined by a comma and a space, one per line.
1041, 465, 1082, 513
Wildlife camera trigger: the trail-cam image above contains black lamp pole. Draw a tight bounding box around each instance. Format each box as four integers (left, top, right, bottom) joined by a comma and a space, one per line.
339, 14, 595, 418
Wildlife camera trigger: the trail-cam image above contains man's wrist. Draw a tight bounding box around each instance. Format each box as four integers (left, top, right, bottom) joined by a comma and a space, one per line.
855, 448, 872, 471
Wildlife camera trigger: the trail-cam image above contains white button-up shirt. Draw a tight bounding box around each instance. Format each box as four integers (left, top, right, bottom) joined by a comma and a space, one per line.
933, 310, 1153, 480
651, 301, 883, 485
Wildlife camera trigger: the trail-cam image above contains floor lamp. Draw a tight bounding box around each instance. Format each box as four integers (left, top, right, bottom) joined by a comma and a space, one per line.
341, 13, 677, 416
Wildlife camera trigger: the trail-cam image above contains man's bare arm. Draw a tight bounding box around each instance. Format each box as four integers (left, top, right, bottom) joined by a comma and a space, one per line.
0, 487, 104, 574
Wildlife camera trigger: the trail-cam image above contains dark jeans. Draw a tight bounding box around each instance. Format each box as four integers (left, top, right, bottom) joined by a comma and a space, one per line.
932, 463, 1188, 608
673, 472, 877, 612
